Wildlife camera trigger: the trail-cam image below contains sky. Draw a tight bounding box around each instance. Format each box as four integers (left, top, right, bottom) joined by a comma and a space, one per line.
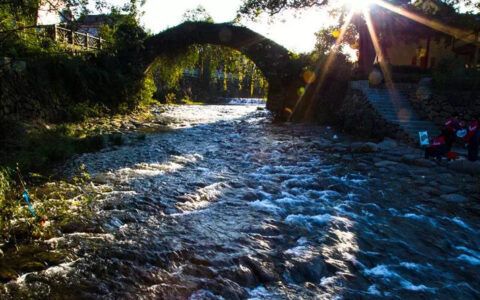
99, 0, 338, 53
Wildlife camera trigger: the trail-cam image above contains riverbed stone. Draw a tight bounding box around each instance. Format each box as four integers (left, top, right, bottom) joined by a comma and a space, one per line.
284, 256, 326, 284
448, 160, 480, 175
353, 163, 370, 172
351, 142, 379, 153
93, 173, 110, 184
377, 138, 398, 150
412, 159, 438, 168
438, 185, 459, 194
374, 160, 397, 168
440, 193, 469, 203
420, 186, 441, 196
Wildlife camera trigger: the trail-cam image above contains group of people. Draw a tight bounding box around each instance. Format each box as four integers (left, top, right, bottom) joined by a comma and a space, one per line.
425, 115, 480, 162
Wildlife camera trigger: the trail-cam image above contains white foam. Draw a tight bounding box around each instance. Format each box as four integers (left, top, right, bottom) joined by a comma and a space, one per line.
364, 265, 397, 278
364, 264, 435, 293
320, 276, 337, 286
250, 200, 284, 214
285, 213, 353, 230
455, 246, 480, 259
403, 213, 437, 226
228, 98, 266, 105
248, 286, 273, 299
367, 284, 382, 295
311, 214, 334, 224
284, 245, 310, 257
450, 217, 472, 231
275, 196, 304, 205
399, 262, 425, 271
297, 237, 308, 245
457, 254, 480, 266
400, 280, 435, 292
388, 208, 399, 216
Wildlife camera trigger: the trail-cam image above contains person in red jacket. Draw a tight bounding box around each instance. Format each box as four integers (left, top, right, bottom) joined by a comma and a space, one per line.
465, 119, 479, 161
444, 115, 460, 151
425, 134, 448, 160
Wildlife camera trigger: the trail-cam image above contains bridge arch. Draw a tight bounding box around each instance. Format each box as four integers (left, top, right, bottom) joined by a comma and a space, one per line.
141, 22, 303, 115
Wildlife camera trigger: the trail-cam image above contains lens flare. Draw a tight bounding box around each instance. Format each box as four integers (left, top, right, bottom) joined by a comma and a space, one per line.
342, 0, 375, 12
290, 0, 478, 122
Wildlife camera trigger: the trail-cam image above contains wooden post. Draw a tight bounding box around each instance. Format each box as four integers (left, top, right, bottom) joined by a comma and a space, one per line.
424, 36, 431, 69
53, 24, 57, 42
474, 32, 479, 69
86, 33, 89, 49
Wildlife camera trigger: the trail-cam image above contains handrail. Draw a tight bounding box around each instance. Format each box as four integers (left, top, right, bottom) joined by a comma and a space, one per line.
35, 24, 104, 51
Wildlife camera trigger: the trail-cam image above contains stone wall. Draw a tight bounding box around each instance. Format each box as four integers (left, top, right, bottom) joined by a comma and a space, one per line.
0, 70, 64, 122
337, 90, 413, 143
410, 84, 480, 127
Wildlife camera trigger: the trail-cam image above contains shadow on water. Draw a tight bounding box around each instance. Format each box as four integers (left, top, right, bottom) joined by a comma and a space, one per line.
1, 104, 479, 299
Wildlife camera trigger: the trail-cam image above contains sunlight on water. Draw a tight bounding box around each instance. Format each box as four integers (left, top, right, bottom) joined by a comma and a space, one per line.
2, 104, 479, 300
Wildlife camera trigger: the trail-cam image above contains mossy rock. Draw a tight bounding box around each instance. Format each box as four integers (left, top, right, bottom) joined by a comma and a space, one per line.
0, 266, 17, 282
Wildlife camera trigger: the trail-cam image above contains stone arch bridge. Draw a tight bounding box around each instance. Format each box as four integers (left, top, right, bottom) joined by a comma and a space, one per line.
141, 22, 305, 117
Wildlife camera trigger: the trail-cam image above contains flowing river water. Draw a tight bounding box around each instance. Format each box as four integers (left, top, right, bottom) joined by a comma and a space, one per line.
1, 102, 479, 299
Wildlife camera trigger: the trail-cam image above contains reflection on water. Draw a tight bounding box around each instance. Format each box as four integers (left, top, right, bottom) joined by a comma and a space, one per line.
1, 103, 479, 299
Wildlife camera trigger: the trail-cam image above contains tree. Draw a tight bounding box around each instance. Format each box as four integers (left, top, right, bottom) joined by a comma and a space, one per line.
240, 0, 473, 75
182, 5, 214, 23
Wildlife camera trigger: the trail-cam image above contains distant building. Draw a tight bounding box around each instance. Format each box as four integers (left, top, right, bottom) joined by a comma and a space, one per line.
36, 0, 71, 26
373, 2, 480, 69
385, 36, 479, 69
77, 14, 110, 37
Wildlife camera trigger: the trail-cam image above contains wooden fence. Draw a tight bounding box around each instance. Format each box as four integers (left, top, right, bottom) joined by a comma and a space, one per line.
37, 25, 104, 51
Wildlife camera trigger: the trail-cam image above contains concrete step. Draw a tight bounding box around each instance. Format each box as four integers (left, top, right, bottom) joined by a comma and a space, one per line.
351, 80, 440, 145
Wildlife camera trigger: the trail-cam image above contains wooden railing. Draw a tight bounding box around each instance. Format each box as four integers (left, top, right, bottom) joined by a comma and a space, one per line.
37, 25, 104, 51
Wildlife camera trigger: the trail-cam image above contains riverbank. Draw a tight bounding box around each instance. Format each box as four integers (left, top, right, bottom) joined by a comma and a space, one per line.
0, 104, 478, 299
0, 104, 180, 277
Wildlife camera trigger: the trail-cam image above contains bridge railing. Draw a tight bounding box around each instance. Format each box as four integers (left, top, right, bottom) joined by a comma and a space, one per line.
36, 25, 104, 51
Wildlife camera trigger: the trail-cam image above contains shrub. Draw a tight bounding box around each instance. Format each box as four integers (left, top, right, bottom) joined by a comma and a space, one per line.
433, 57, 480, 91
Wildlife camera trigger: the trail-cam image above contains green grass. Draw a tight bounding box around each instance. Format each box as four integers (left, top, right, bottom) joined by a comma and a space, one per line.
180, 98, 205, 105
0, 122, 106, 173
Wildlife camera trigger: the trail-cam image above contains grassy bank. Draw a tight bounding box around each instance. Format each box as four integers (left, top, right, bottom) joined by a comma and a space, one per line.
0, 106, 157, 247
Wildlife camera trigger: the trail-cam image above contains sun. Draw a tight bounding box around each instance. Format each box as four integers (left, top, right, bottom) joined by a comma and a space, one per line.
341, 0, 375, 12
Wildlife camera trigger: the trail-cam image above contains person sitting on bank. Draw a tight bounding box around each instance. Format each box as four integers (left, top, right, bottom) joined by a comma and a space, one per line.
465, 118, 480, 161
444, 115, 460, 151
425, 134, 449, 160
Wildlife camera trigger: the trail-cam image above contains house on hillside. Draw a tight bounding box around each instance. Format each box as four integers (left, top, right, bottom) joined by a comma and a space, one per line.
372, 1, 480, 69
77, 14, 110, 37
36, 0, 72, 26
385, 35, 479, 69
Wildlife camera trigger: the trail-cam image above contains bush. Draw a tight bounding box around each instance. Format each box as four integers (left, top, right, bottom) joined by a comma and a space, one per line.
433, 58, 480, 91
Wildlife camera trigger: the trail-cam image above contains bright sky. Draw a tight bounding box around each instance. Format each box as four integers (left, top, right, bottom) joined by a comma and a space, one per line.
101, 0, 338, 53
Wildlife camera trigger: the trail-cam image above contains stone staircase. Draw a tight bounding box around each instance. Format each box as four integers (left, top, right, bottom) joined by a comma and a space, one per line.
351, 81, 440, 142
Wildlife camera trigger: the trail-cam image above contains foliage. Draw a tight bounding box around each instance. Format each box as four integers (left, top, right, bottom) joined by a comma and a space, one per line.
148, 6, 268, 103
240, 0, 476, 77
312, 52, 353, 122
239, 0, 328, 16
0, 1, 155, 247
0, 164, 98, 244
290, 51, 353, 121
239, 0, 477, 16
182, 5, 214, 23
151, 44, 268, 103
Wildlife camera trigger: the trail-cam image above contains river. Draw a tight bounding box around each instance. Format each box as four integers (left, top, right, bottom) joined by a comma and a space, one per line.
1, 102, 479, 299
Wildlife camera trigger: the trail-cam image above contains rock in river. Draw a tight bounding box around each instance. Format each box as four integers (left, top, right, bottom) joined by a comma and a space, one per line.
440, 194, 469, 203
